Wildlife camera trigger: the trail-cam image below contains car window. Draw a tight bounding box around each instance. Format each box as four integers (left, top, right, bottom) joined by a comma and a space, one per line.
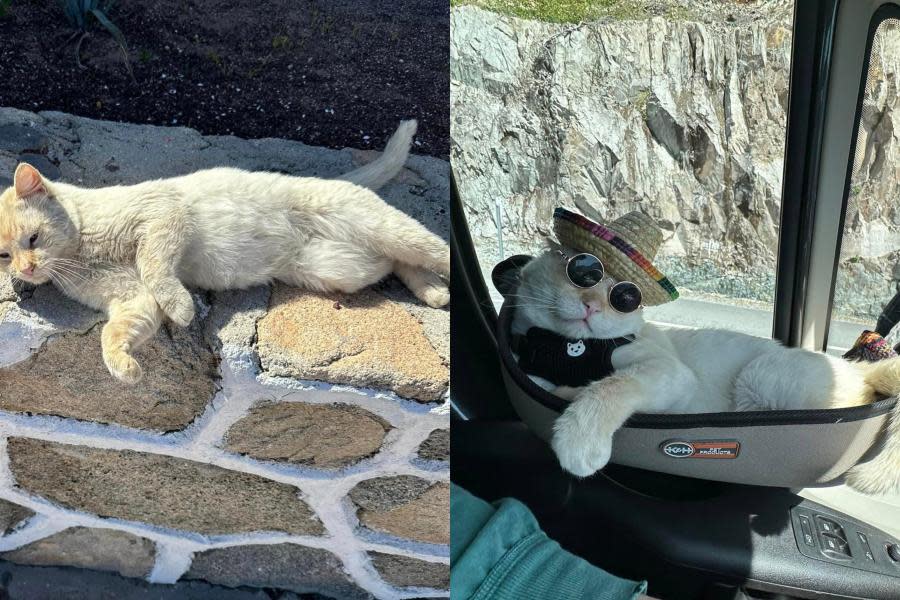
451, 0, 796, 337
827, 17, 900, 354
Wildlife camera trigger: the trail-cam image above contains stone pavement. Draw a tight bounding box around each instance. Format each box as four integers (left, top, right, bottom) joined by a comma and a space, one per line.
0, 108, 450, 600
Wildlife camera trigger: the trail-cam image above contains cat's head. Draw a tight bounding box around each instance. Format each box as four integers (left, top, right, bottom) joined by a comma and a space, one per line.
0, 164, 79, 285
513, 243, 644, 339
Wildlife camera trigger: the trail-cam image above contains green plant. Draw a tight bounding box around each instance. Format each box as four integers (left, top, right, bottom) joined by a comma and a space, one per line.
272, 34, 291, 50
633, 89, 650, 119
58, 0, 132, 77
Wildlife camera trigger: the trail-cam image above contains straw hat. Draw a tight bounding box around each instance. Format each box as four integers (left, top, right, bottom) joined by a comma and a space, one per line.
553, 207, 679, 306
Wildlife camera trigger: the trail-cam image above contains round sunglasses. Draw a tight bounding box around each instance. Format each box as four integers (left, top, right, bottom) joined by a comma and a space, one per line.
557, 251, 643, 314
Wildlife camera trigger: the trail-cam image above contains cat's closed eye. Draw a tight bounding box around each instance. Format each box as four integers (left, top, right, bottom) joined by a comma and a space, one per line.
28, 233, 38, 247
0, 253, 9, 260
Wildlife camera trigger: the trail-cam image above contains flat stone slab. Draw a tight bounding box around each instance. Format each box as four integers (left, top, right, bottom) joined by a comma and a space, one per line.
184, 543, 370, 600
348, 476, 449, 545
224, 402, 391, 469
0, 106, 449, 410
0, 499, 33, 535
0, 560, 278, 600
417, 429, 450, 462
1, 527, 156, 579
257, 286, 449, 402
0, 323, 218, 432
8, 439, 323, 536
369, 552, 449, 590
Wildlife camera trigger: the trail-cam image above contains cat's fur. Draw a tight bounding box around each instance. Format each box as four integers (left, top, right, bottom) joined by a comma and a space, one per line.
512, 246, 900, 495
0, 120, 450, 384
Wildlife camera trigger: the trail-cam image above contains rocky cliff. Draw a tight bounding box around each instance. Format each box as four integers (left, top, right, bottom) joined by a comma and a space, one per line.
451, 5, 900, 320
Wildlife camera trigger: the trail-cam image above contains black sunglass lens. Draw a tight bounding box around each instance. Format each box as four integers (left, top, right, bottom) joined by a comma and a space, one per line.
567, 254, 604, 287
610, 282, 642, 313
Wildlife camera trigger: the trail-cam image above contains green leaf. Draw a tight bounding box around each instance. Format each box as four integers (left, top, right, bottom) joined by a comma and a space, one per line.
90, 7, 127, 50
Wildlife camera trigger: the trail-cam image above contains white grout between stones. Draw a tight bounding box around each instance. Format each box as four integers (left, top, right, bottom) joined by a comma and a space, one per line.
0, 312, 450, 599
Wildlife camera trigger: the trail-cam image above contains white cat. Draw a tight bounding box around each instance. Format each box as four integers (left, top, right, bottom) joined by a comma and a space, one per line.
0, 121, 450, 384
512, 246, 900, 495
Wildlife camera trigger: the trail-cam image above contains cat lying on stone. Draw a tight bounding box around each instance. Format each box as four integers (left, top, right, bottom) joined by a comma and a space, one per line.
0, 121, 449, 384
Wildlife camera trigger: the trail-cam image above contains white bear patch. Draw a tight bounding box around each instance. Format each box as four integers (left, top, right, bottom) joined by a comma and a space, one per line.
567, 340, 586, 357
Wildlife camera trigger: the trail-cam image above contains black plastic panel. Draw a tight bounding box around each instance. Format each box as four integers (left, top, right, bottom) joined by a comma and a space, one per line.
791, 503, 900, 577
453, 420, 900, 600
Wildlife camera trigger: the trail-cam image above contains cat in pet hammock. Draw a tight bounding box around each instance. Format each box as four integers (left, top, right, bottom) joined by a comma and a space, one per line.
501, 207, 900, 495
0, 121, 449, 384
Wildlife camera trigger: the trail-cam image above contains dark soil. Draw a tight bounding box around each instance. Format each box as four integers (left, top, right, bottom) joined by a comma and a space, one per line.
0, 0, 449, 158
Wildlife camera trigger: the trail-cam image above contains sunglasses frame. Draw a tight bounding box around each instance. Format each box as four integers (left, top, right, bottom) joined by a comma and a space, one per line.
556, 250, 644, 314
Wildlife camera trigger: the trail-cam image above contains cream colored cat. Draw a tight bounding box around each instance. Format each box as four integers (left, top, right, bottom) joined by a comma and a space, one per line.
0, 121, 450, 384
513, 246, 900, 495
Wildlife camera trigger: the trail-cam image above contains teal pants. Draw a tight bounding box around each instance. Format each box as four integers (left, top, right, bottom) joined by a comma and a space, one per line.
451, 484, 647, 600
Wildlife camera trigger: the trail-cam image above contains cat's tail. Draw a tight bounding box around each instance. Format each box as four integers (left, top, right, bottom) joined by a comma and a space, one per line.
340, 120, 417, 191
845, 358, 900, 494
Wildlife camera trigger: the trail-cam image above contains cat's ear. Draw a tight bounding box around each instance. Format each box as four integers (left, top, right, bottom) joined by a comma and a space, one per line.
14, 163, 46, 199
492, 254, 533, 297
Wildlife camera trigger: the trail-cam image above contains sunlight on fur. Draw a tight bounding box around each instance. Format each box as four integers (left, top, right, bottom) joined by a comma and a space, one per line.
511, 247, 900, 495
0, 120, 449, 385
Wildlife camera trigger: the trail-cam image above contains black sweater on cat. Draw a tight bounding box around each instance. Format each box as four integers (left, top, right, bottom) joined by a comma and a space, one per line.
511, 327, 633, 387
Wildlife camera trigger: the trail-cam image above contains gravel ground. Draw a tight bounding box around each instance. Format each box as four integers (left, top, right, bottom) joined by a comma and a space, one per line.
0, 0, 449, 157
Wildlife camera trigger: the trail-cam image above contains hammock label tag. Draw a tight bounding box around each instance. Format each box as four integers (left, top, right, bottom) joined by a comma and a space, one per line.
661, 440, 740, 459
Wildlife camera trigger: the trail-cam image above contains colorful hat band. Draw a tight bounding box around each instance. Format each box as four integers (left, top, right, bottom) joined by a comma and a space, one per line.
554, 207, 679, 301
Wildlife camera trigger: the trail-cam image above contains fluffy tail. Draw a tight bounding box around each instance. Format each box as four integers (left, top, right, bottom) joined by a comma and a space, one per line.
340, 120, 417, 191
845, 359, 900, 494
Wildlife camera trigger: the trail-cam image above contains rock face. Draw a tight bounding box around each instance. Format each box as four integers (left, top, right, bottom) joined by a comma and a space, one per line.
0, 324, 218, 431
224, 402, 391, 469
349, 476, 450, 545
184, 544, 371, 600
451, 5, 900, 319
257, 285, 449, 402
1, 527, 156, 579
7, 438, 323, 536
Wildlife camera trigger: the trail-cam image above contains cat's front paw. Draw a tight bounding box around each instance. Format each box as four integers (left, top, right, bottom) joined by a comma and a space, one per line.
845, 454, 900, 495
551, 403, 614, 477
103, 351, 143, 385
159, 286, 195, 328
420, 284, 450, 309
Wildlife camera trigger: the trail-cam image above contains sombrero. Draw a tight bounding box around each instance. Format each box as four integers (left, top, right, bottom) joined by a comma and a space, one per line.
553, 207, 679, 306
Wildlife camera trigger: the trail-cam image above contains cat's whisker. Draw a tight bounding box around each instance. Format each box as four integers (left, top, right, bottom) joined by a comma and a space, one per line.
48, 268, 87, 286
48, 269, 76, 291
46, 270, 73, 293
47, 264, 85, 291
45, 260, 90, 282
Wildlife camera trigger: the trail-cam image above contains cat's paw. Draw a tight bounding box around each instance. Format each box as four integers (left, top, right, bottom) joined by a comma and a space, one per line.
551, 404, 614, 477
159, 286, 195, 327
845, 454, 900, 495
104, 352, 143, 385
419, 284, 450, 309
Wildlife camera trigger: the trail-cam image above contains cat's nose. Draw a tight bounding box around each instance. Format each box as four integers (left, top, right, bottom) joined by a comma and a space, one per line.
583, 302, 599, 316
20, 266, 34, 276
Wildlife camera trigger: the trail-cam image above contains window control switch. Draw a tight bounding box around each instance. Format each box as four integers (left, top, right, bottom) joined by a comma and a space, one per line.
816, 515, 846, 540
857, 532, 875, 562
799, 515, 815, 547
820, 533, 852, 559
792, 503, 900, 576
